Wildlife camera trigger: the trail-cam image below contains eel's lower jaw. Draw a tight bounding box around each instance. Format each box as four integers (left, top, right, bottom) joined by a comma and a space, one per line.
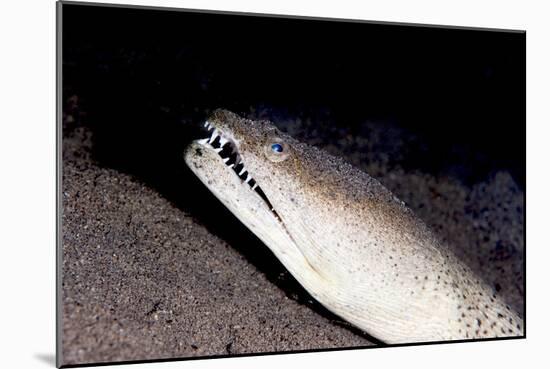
196, 123, 283, 223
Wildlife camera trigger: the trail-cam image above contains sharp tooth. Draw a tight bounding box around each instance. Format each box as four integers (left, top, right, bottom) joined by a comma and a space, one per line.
208, 130, 219, 144
197, 138, 209, 145
228, 164, 234, 169
239, 167, 246, 176
244, 174, 252, 183
219, 137, 228, 147
204, 121, 209, 128
214, 148, 223, 153
252, 183, 258, 191
223, 157, 230, 163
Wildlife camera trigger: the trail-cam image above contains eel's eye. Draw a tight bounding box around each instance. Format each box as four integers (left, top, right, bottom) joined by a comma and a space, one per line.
264, 138, 290, 162
271, 143, 284, 153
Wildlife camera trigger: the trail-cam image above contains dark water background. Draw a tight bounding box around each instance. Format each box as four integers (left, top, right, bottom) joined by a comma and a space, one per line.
62, 3, 525, 191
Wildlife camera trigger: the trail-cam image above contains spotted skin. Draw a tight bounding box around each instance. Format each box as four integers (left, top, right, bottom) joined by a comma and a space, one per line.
184, 109, 524, 344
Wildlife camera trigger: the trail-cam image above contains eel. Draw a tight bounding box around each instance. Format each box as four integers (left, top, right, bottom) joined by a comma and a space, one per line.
183, 109, 524, 344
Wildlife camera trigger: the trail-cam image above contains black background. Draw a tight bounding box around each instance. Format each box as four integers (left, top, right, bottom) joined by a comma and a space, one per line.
62, 3, 526, 189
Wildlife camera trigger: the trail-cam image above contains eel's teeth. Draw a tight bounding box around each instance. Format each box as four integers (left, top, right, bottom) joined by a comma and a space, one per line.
214, 148, 223, 153
228, 164, 234, 169
204, 121, 209, 128
239, 167, 247, 176
252, 183, 258, 191
208, 129, 219, 144
244, 174, 252, 183
223, 157, 230, 163
197, 138, 209, 145
219, 137, 228, 147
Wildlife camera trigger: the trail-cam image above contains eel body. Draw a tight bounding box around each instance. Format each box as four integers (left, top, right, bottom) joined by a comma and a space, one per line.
184, 109, 523, 344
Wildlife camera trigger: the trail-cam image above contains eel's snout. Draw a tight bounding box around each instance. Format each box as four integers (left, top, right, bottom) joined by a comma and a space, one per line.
183, 140, 215, 173
184, 140, 202, 158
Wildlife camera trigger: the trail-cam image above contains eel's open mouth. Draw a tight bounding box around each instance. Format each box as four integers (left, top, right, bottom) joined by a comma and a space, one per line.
196, 121, 283, 222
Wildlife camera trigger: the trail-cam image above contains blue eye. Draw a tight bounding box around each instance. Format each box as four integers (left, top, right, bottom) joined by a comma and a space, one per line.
271, 143, 283, 153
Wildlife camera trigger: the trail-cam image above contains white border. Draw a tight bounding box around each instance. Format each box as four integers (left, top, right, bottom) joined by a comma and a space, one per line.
1, 0, 547, 368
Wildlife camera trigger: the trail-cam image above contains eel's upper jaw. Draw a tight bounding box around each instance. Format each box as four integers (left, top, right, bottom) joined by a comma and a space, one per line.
195, 120, 283, 223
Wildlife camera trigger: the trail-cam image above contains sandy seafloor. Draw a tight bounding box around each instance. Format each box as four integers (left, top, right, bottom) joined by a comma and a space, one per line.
61, 106, 524, 366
